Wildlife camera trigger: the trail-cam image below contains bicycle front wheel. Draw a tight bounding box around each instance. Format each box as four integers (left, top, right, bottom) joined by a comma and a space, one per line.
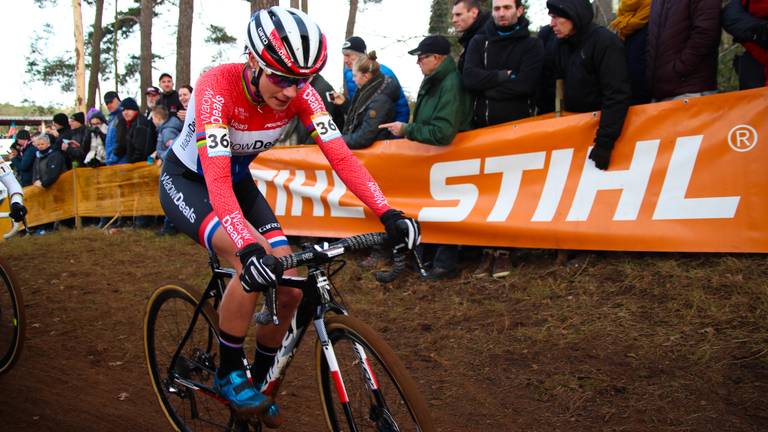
316, 315, 434, 432
0, 257, 25, 375
144, 283, 236, 432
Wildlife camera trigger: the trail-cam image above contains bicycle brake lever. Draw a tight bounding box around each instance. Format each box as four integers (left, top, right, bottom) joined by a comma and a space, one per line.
253, 282, 279, 326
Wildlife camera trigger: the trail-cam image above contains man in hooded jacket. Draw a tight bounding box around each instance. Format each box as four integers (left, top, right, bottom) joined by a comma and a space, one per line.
463, 0, 544, 127
546, 0, 631, 170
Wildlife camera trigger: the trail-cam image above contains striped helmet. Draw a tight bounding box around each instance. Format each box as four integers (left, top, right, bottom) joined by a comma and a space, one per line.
246, 7, 328, 78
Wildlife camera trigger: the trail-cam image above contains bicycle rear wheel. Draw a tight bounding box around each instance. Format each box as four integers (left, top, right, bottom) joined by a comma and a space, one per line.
316, 315, 434, 432
144, 283, 240, 432
0, 257, 24, 375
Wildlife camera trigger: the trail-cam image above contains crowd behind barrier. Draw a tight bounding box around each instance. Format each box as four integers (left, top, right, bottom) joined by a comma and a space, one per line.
1, 0, 767, 275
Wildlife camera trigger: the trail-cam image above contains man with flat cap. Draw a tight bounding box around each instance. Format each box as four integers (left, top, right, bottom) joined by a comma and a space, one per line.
380, 35, 471, 146
380, 35, 472, 281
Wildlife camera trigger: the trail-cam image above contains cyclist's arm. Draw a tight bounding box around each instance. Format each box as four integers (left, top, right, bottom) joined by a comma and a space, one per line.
195, 76, 258, 250
297, 85, 391, 217
0, 160, 23, 205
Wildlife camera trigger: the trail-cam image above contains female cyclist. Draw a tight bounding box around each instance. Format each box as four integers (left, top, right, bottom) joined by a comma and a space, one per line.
159, 7, 420, 427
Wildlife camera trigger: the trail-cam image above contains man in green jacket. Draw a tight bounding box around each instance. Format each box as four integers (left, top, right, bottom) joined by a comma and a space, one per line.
380, 35, 472, 146
381, 35, 472, 280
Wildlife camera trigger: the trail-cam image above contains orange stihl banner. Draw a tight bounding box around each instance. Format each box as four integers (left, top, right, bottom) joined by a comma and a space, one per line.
251, 88, 768, 252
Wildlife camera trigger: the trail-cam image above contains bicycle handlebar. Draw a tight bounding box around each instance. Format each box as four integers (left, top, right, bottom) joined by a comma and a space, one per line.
253, 232, 420, 326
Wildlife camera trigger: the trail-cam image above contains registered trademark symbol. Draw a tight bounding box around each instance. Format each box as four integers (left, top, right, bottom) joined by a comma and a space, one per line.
728, 125, 758, 152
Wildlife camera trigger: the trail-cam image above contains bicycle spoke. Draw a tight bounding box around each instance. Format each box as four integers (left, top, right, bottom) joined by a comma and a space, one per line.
146, 285, 236, 432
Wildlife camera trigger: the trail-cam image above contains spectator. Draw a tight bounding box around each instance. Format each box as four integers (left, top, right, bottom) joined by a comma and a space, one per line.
151, 104, 182, 162
463, 0, 544, 127
547, 0, 631, 171
48, 113, 71, 152
116, 97, 155, 229
280, 75, 345, 145
723, 0, 768, 89
177, 85, 193, 122
331, 51, 399, 149
151, 104, 182, 236
144, 86, 160, 143
11, 130, 34, 186
115, 97, 155, 164
381, 35, 472, 280
32, 134, 66, 189
157, 73, 182, 117
62, 111, 88, 166
610, 0, 652, 104
380, 35, 472, 146
646, 0, 722, 101
104, 91, 126, 166
83, 110, 108, 167
452, 0, 492, 73
342, 36, 411, 123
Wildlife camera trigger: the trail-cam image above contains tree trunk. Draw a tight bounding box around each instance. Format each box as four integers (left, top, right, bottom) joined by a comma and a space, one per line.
176, 0, 194, 87
428, 0, 451, 34
140, 0, 153, 111
72, 0, 86, 112
301, 0, 308, 13
345, 0, 358, 39
290, 0, 299, 8
252, 0, 278, 13
86, 0, 104, 109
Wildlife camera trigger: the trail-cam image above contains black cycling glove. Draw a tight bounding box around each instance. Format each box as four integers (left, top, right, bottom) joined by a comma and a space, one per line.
380, 209, 420, 250
9, 202, 27, 223
237, 243, 283, 293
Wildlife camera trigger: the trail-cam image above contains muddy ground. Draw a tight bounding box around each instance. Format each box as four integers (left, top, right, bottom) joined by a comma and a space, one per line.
0, 228, 766, 431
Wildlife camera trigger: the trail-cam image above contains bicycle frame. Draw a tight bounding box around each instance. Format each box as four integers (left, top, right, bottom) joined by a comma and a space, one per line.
166, 249, 386, 420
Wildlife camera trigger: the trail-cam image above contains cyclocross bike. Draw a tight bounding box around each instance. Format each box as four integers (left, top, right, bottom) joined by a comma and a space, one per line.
0, 211, 27, 375
144, 232, 434, 431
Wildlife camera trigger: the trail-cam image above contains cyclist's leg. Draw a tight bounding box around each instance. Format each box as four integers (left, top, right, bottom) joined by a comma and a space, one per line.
213, 177, 302, 345
159, 156, 276, 414
159, 153, 302, 341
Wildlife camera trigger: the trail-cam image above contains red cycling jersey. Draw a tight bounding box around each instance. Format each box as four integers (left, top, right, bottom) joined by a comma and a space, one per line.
169, 63, 390, 249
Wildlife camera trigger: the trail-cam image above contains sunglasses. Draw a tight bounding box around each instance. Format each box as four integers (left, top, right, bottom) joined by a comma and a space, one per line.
264, 70, 310, 89
417, 54, 435, 63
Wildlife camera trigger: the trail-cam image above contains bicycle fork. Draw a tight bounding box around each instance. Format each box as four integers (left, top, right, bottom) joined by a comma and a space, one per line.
314, 318, 388, 432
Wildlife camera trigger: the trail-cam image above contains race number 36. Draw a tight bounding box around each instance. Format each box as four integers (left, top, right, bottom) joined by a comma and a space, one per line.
205, 124, 231, 157
311, 113, 341, 142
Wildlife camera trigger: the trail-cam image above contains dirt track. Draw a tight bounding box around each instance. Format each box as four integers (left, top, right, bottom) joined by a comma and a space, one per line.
0, 229, 766, 431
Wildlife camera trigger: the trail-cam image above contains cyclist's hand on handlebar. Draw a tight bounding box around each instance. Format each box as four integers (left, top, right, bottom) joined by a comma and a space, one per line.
237, 243, 284, 293
380, 209, 420, 250
9, 202, 27, 223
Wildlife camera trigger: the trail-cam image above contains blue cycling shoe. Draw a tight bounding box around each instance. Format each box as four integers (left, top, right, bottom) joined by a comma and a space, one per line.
214, 370, 271, 416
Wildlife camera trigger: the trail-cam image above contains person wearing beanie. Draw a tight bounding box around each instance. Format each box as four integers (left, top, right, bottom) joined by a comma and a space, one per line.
463, 0, 544, 127
120, 97, 140, 112
61, 111, 89, 166
115, 97, 155, 165
12, 130, 35, 186
546, 0, 631, 171
341, 36, 411, 124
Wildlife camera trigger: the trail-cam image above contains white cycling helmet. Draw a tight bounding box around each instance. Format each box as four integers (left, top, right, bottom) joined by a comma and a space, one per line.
246, 7, 328, 78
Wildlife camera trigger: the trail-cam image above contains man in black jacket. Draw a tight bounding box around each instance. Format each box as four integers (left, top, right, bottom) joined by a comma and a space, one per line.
453, 0, 492, 74
463, 0, 544, 127
547, 0, 631, 170
157, 73, 182, 118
